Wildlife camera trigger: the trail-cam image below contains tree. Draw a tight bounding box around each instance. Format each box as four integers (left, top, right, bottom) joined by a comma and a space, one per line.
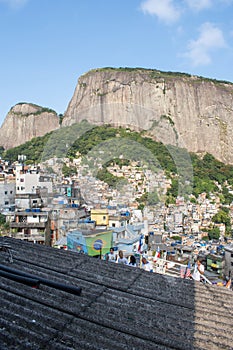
190, 197, 196, 204
208, 227, 220, 240
171, 235, 181, 241
212, 209, 231, 235
62, 164, 77, 177
166, 178, 178, 201
165, 194, 176, 205
0, 214, 9, 234
0, 213, 6, 225
221, 187, 233, 205
0, 146, 4, 157
137, 203, 144, 211
212, 209, 230, 225
147, 190, 160, 205
97, 168, 127, 188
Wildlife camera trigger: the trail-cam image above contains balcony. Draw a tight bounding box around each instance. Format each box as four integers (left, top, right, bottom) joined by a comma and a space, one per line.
11, 232, 45, 242
10, 222, 47, 228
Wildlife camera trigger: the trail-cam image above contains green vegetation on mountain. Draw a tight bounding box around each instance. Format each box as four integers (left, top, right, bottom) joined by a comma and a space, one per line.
62, 164, 77, 177
212, 208, 231, 234
207, 227, 221, 240
2, 120, 92, 163
3, 132, 53, 163
89, 67, 233, 85
97, 168, 127, 188
3, 122, 233, 204
136, 190, 160, 208
10, 103, 57, 116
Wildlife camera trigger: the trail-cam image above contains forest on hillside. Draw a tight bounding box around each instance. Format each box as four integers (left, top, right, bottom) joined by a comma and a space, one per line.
2, 121, 233, 206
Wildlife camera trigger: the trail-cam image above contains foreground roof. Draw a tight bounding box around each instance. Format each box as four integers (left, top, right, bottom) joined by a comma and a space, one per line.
0, 236, 232, 350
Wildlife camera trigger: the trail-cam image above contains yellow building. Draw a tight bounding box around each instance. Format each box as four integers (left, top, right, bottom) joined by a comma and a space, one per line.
91, 208, 109, 226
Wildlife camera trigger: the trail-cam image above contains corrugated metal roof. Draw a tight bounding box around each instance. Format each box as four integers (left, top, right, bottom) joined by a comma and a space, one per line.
0, 236, 232, 350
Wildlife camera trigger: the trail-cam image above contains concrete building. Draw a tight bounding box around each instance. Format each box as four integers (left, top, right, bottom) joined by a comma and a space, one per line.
224, 243, 233, 278
0, 182, 15, 209
207, 254, 225, 277
67, 228, 113, 256
10, 209, 50, 244
108, 213, 130, 228
91, 208, 109, 226
15, 164, 53, 195
112, 223, 144, 255
15, 192, 44, 210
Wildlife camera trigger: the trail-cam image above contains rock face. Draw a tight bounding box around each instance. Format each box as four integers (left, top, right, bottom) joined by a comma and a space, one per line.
0, 103, 60, 150
63, 68, 233, 164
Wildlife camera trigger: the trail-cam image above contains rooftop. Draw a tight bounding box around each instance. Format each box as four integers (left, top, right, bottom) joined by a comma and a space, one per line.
0, 236, 232, 349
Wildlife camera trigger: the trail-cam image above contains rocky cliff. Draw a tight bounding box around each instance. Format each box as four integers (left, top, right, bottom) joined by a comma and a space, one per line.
63, 68, 233, 164
0, 103, 60, 150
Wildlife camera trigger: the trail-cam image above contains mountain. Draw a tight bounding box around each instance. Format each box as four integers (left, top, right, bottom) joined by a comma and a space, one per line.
0, 103, 60, 150
63, 68, 233, 164
2, 68, 233, 164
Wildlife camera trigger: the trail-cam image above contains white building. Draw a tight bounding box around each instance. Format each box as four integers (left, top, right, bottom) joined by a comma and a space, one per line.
15, 164, 53, 195
0, 182, 15, 209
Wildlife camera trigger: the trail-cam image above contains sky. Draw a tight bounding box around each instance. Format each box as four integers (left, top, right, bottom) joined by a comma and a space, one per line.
0, 0, 233, 126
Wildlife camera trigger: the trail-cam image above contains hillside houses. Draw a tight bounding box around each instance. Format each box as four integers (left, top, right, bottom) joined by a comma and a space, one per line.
0, 160, 88, 245
1, 156, 233, 281
0, 158, 230, 242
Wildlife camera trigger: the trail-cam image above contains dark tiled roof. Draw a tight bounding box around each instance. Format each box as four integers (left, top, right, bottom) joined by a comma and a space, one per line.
0, 236, 232, 350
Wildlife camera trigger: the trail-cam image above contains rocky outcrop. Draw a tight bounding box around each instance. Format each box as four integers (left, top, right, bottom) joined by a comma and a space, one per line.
63, 68, 233, 164
0, 103, 60, 149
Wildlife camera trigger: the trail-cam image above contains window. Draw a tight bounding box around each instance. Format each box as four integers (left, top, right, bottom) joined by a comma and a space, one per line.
112, 223, 116, 227
20, 178, 24, 182
5, 201, 9, 205
10, 191, 13, 194
103, 216, 106, 220
4, 191, 7, 195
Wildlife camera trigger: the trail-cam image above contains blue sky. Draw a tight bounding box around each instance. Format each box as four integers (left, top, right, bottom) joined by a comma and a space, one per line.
0, 0, 233, 126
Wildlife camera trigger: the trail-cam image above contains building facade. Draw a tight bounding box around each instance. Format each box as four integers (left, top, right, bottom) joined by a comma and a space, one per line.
224, 244, 233, 279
